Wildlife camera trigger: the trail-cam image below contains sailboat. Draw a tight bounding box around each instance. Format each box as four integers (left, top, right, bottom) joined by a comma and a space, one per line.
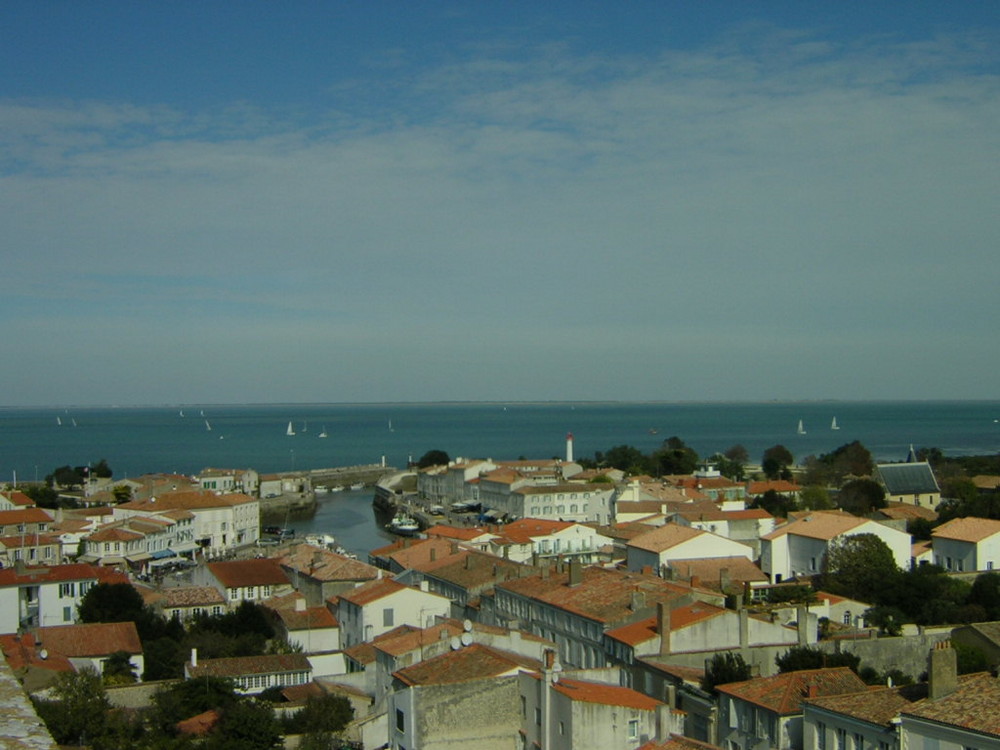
286, 421, 296, 436
302, 421, 308, 433
56, 416, 62, 426
179, 410, 185, 417
71, 418, 77, 427
831, 417, 840, 430
205, 419, 212, 432
388, 419, 394, 432
797, 419, 806, 435
318, 426, 328, 438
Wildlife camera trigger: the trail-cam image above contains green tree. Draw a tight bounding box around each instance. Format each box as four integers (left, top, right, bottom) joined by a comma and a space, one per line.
204, 699, 282, 750
863, 605, 904, 635
32, 667, 112, 747
148, 676, 240, 735
799, 486, 834, 511
602, 444, 649, 474
701, 651, 752, 693
969, 572, 1000, 620
941, 476, 979, 504
79, 582, 146, 624
283, 693, 354, 734
143, 636, 186, 681
102, 650, 137, 685
836, 478, 886, 516
954, 641, 991, 675
762, 445, 794, 480
92, 458, 113, 478
817, 441, 874, 485
653, 436, 699, 476
753, 489, 796, 518
775, 646, 824, 672
821, 534, 899, 603
416, 450, 449, 469
49, 464, 85, 488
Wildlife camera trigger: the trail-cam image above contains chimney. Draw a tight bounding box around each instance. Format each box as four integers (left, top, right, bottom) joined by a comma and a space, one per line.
797, 605, 809, 646
419, 580, 429, 592
631, 590, 646, 611
806, 683, 818, 698
430, 548, 436, 562
928, 641, 958, 700
295, 597, 307, 612
191, 648, 198, 668
568, 560, 583, 587
739, 607, 749, 655
719, 567, 731, 593
690, 575, 701, 590
465, 555, 473, 570
657, 601, 672, 656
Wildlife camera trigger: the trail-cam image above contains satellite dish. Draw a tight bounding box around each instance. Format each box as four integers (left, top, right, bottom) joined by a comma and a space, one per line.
450, 637, 461, 651
463, 619, 473, 632
460, 632, 473, 647
38, 649, 48, 660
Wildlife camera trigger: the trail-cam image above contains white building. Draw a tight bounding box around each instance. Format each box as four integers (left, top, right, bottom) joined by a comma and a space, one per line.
626, 524, 755, 575
931, 516, 1000, 572
0, 562, 126, 633
114, 490, 259, 554
488, 519, 613, 563
519, 654, 678, 750
335, 579, 452, 648
759, 511, 911, 583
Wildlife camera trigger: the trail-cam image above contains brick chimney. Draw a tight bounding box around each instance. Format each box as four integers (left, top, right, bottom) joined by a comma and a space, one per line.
928, 640, 958, 700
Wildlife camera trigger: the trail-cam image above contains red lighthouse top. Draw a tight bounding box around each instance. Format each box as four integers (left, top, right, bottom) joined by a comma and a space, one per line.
567, 432, 574, 440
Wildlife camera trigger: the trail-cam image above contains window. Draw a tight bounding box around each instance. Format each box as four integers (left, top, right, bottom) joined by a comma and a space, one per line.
853, 733, 863, 749
59, 583, 76, 598
396, 709, 405, 732
262, 585, 271, 597
559, 721, 565, 735
836, 728, 846, 750
383, 608, 394, 627
535, 708, 541, 726
230, 588, 239, 600
520, 695, 526, 718
63, 606, 72, 622
843, 610, 852, 625
817, 722, 826, 750
627, 719, 639, 741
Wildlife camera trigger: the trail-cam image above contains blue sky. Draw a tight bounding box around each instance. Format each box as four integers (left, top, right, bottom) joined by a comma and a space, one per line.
2, 2, 998, 406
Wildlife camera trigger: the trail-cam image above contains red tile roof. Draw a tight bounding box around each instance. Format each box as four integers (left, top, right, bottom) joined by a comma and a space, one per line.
552, 676, 663, 710
37, 621, 142, 657
717, 667, 868, 715
0, 562, 108, 586
498, 519, 574, 544
338, 578, 406, 606
188, 653, 311, 679
393, 643, 540, 686
207, 558, 290, 588
932, 517, 1000, 544
0, 508, 54, 524
604, 602, 726, 646
628, 524, 704, 553
900, 672, 1000, 736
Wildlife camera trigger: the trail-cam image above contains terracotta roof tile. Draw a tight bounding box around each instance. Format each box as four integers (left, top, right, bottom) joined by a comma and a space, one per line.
900, 672, 1000, 735
717, 667, 868, 715
338, 578, 406, 606
628, 524, 705, 553
0, 562, 105, 586
761, 512, 865, 542
37, 621, 142, 657
807, 683, 926, 727
207, 558, 290, 589
932, 517, 1000, 544
393, 643, 540, 686
551, 676, 664, 710
162, 586, 227, 608
279, 544, 380, 582
188, 653, 311, 678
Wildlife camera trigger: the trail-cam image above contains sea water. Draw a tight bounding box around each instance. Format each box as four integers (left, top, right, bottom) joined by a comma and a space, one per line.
4, 401, 999, 557
2, 401, 999, 482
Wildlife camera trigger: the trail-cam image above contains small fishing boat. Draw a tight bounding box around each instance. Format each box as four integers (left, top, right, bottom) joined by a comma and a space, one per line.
388, 512, 420, 536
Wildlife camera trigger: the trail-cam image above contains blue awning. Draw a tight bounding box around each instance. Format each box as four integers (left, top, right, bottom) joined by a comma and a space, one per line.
150, 548, 176, 560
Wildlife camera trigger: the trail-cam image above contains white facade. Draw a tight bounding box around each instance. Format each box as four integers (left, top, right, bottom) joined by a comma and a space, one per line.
0, 564, 105, 632
760, 517, 911, 583
337, 582, 452, 648
626, 527, 755, 574
511, 485, 615, 525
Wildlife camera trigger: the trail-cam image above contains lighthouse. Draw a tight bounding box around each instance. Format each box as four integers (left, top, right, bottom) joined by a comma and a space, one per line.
566, 432, 574, 463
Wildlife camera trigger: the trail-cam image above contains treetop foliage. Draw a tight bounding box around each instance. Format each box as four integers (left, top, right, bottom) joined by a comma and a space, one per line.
416, 449, 449, 468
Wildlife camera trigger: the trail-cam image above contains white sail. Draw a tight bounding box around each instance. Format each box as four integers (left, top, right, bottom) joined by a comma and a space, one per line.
831, 417, 840, 430
797, 419, 806, 435
286, 421, 296, 436
318, 426, 328, 438
205, 419, 212, 431
56, 416, 62, 426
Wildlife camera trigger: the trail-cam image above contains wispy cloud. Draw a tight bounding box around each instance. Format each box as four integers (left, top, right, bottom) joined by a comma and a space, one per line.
2, 25, 998, 403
